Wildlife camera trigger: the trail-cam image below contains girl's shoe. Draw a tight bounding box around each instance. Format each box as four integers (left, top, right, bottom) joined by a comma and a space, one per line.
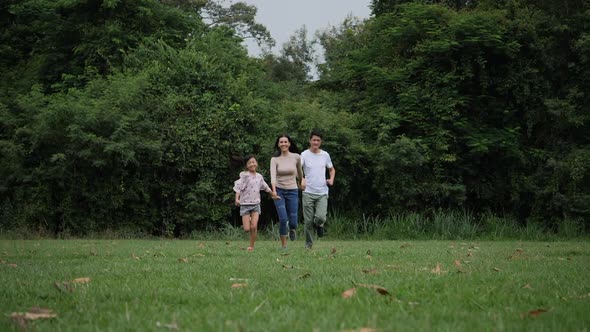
247, 247, 254, 252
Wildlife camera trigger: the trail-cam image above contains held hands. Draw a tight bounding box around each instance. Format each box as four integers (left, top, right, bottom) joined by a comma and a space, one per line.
300, 178, 306, 191
270, 191, 281, 200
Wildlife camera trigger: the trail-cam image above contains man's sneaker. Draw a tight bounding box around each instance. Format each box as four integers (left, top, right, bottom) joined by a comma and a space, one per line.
316, 225, 325, 238
289, 229, 296, 241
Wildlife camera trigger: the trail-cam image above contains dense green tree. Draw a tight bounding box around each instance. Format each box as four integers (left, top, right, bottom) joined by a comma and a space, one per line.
1, 0, 588, 235
319, 1, 589, 225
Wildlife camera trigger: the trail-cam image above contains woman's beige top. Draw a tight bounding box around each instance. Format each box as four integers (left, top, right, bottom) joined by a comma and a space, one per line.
270, 153, 303, 190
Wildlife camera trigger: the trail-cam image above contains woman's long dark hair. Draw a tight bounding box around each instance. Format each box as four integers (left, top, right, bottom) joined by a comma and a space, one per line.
273, 134, 300, 157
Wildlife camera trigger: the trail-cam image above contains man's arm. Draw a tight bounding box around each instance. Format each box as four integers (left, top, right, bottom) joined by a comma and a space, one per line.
327, 167, 335, 186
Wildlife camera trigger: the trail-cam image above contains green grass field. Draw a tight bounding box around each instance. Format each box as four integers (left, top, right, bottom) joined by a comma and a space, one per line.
1, 239, 589, 331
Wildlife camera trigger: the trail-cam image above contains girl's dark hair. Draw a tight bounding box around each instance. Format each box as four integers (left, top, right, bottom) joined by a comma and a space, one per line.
243, 154, 256, 166
273, 134, 300, 157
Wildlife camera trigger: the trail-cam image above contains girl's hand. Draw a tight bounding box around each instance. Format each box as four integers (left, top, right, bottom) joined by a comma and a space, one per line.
235, 199, 240, 206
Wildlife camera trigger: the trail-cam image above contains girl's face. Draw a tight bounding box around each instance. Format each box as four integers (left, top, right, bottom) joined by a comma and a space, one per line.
278, 137, 291, 152
246, 158, 258, 172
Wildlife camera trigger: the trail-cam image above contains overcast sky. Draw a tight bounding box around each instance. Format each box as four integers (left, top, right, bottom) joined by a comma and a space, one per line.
240, 0, 372, 56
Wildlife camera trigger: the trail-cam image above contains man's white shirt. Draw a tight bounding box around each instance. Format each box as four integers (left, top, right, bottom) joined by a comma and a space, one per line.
301, 149, 333, 195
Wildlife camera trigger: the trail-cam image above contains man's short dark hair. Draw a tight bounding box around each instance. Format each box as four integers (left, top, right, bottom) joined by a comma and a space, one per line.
309, 129, 323, 139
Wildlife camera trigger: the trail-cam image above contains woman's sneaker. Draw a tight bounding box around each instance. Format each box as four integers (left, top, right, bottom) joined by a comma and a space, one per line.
289, 229, 296, 241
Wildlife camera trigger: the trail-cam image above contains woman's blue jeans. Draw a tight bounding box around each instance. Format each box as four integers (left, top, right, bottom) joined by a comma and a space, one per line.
273, 188, 299, 236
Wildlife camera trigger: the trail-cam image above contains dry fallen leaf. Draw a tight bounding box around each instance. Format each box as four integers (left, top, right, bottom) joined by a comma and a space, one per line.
431, 263, 442, 274
400, 244, 410, 249
342, 288, 357, 299
131, 253, 141, 260
156, 320, 179, 330
11, 307, 57, 320
331, 247, 337, 254
362, 268, 378, 274
467, 252, 473, 257
8, 263, 17, 268
55, 281, 74, 293
231, 283, 248, 289
178, 258, 188, 263
357, 283, 391, 296
508, 248, 525, 259
198, 243, 205, 248
522, 284, 532, 289
229, 278, 249, 281
453, 260, 462, 267
493, 267, 501, 272
72, 277, 90, 284
375, 287, 390, 295
527, 308, 548, 317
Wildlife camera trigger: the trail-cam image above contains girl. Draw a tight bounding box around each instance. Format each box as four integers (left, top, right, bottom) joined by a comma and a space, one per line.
234, 154, 279, 251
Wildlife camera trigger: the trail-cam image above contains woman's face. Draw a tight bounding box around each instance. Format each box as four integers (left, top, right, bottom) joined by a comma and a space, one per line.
278, 137, 291, 152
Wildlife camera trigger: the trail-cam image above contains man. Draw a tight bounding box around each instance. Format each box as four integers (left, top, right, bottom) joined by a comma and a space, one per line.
301, 129, 336, 249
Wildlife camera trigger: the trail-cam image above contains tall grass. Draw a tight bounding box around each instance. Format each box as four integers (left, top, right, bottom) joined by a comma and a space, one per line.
1, 210, 586, 241
321, 209, 587, 241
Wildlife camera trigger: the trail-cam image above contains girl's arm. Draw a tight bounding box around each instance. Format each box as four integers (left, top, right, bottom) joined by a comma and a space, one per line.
261, 176, 280, 200
235, 192, 240, 206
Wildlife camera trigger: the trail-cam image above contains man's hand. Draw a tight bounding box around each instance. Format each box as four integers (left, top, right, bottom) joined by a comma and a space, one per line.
300, 178, 306, 191
326, 178, 334, 186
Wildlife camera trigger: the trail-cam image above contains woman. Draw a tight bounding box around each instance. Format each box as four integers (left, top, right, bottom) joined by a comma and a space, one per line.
270, 134, 303, 249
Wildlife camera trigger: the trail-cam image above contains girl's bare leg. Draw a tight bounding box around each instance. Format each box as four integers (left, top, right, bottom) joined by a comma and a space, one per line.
242, 215, 253, 251
249, 212, 259, 249
242, 215, 251, 232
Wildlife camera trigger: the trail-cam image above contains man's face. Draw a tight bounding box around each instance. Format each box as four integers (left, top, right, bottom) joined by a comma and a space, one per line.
309, 135, 322, 150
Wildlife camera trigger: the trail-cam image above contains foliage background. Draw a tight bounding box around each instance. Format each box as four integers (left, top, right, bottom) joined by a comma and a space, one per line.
1, 0, 588, 236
